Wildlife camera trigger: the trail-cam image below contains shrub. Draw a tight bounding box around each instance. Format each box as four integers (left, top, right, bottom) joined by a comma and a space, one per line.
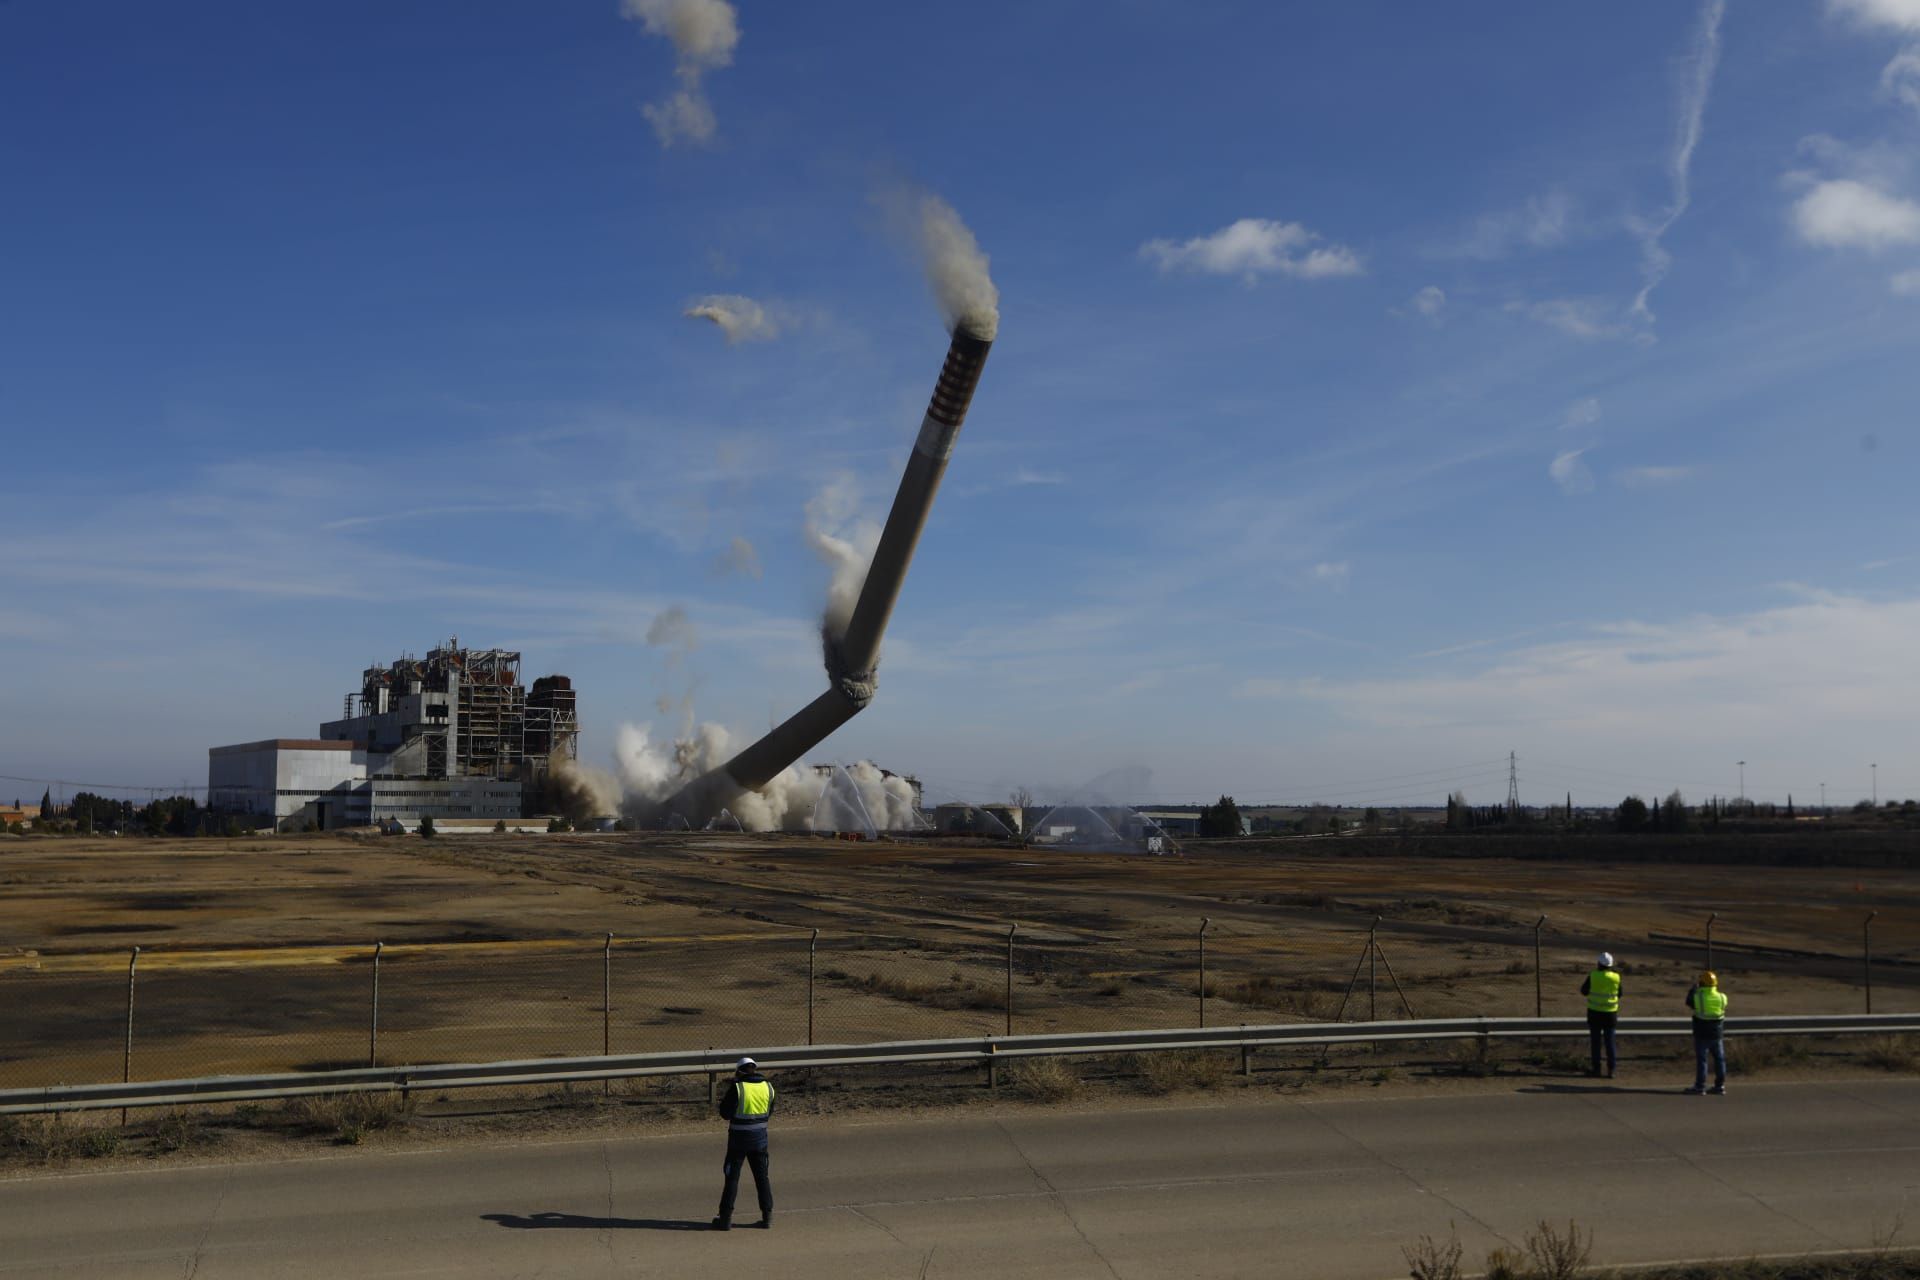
285, 1092, 415, 1144
419, 814, 436, 839
1862, 1036, 1919, 1074
855, 970, 1001, 1011
1134, 1050, 1234, 1095
1403, 1225, 1464, 1280
151, 1109, 222, 1154
1523, 1218, 1592, 1280
1739, 1035, 1812, 1071
1009, 1058, 1082, 1103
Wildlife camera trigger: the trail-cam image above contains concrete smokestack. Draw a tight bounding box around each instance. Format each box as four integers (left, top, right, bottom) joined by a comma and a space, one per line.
667, 324, 993, 813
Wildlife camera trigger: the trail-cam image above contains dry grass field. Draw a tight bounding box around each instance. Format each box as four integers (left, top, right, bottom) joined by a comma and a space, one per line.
3, 830, 1915, 1089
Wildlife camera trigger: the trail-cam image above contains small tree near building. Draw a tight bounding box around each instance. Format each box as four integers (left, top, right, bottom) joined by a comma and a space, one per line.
419, 814, 437, 839
1616, 795, 1649, 831
1199, 795, 1242, 837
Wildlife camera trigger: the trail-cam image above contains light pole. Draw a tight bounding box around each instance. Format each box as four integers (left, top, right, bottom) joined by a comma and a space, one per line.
1737, 761, 1746, 811
1872, 763, 1878, 807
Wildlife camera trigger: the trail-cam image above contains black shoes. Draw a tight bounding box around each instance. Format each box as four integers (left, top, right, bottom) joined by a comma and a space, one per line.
711, 1218, 730, 1231
757, 1218, 772, 1229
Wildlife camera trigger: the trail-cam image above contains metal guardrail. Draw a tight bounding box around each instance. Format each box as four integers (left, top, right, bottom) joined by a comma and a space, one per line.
4, 1013, 1917, 1115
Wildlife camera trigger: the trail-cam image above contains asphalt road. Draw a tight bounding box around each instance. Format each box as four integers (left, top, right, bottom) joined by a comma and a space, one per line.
4, 1079, 1919, 1279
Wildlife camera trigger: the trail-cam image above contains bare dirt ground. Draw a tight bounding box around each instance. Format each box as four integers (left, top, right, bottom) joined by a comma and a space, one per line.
3, 831, 1915, 1091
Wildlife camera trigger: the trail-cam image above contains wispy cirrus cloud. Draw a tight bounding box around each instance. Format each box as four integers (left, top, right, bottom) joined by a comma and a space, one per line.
1630, 0, 1727, 326
1232, 587, 1920, 799
1140, 218, 1364, 282
1392, 285, 1447, 320
1508, 299, 1635, 341
1560, 398, 1602, 431
1549, 449, 1595, 495
1446, 190, 1576, 260
1618, 464, 1697, 487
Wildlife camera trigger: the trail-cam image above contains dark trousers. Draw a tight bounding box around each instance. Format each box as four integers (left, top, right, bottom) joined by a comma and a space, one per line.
718, 1144, 772, 1224
1587, 1009, 1618, 1071
1693, 1033, 1726, 1088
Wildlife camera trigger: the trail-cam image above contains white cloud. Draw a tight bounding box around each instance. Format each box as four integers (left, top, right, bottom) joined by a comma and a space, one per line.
1409, 285, 1446, 317
1792, 179, 1920, 249
1140, 218, 1364, 282
1830, 0, 1920, 31
1891, 268, 1920, 294
1618, 464, 1696, 486
1560, 398, 1602, 431
622, 0, 741, 148
1549, 449, 1595, 495
1884, 47, 1920, 113
1451, 190, 1576, 260
1311, 561, 1351, 587
1508, 299, 1633, 341
684, 294, 781, 343
1631, 0, 1727, 326
1010, 467, 1066, 487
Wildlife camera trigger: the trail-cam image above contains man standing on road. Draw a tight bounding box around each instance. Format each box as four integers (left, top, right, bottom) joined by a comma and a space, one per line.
712, 1056, 775, 1231
1581, 951, 1622, 1078
1684, 971, 1729, 1095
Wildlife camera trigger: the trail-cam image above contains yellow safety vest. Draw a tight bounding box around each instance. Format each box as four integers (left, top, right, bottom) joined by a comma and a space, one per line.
1586, 968, 1621, 1014
1691, 987, 1727, 1020
730, 1080, 774, 1131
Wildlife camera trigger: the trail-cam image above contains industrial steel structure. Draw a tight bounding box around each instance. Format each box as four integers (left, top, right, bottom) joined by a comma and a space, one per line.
209, 639, 579, 831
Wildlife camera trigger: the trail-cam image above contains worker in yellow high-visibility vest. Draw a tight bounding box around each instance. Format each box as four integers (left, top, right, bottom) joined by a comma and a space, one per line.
1684, 971, 1729, 1095
712, 1056, 775, 1230
1580, 951, 1622, 1078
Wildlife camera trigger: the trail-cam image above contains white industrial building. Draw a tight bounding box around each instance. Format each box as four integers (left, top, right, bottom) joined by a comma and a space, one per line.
207, 739, 523, 832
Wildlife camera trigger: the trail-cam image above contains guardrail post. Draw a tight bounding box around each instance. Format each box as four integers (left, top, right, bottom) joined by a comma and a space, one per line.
122, 947, 139, 1126
808, 928, 819, 1046
1005, 923, 1017, 1038
1198, 917, 1212, 1029
707, 1048, 716, 1108
1534, 915, 1546, 1018
603, 933, 614, 1095
1705, 912, 1716, 972
370, 941, 384, 1068
1865, 911, 1877, 1015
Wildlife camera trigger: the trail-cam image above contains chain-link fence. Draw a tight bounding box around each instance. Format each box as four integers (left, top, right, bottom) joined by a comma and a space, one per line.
0, 912, 1901, 1090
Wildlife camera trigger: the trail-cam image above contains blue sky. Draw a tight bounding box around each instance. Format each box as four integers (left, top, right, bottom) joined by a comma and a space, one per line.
3, 0, 1917, 809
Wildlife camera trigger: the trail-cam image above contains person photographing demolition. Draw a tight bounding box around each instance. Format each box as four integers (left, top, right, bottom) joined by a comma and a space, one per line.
1581, 951, 1622, 1078
1684, 971, 1729, 1095
712, 1056, 775, 1230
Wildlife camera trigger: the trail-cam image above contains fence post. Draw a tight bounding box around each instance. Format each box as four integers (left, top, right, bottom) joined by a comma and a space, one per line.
603, 933, 614, 1095
1198, 917, 1211, 1028
808, 928, 819, 1046
1369, 916, 1379, 1023
1534, 914, 1547, 1018
370, 941, 383, 1068
122, 947, 139, 1126
1865, 911, 1877, 1015
1705, 912, 1716, 973
1005, 923, 1017, 1038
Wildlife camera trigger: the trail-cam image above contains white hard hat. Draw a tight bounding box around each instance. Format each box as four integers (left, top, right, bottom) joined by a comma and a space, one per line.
736, 1056, 756, 1071
1598, 952, 1615, 968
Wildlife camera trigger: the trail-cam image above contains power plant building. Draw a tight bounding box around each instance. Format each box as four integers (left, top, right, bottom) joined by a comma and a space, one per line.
208, 639, 578, 832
